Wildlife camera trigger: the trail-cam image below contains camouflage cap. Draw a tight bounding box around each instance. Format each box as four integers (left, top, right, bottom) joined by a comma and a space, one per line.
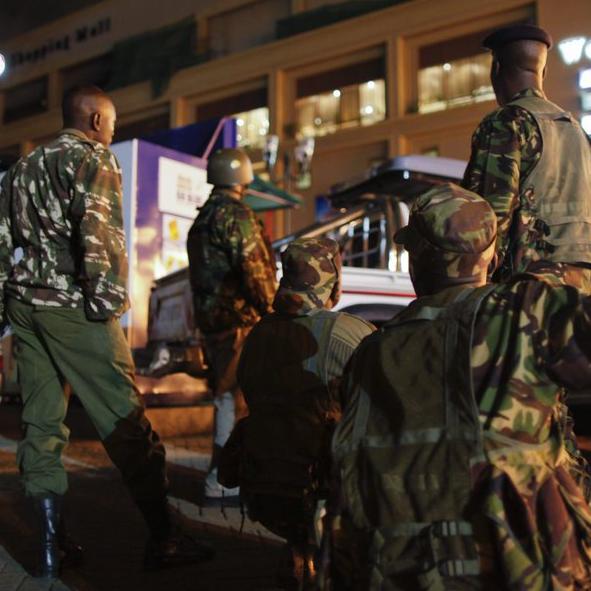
273, 237, 341, 315
394, 183, 497, 288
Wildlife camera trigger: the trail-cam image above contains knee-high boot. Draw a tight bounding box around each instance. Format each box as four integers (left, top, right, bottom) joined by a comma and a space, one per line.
32, 494, 62, 579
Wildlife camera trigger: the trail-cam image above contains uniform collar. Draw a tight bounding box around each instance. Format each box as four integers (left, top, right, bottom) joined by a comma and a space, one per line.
211, 187, 243, 202
510, 87, 546, 101
59, 128, 91, 141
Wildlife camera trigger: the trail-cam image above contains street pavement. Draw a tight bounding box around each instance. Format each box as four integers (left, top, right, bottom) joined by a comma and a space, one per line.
2, 399, 591, 591
0, 402, 287, 591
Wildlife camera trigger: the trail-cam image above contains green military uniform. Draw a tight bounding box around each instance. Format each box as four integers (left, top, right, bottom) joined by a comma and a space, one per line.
463, 90, 591, 287
224, 237, 373, 588
0, 129, 167, 511
463, 25, 591, 503
187, 172, 278, 497
187, 186, 277, 385
187, 187, 277, 335
333, 185, 591, 590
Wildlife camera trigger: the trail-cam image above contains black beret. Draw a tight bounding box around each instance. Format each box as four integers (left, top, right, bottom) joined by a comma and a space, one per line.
483, 24, 553, 51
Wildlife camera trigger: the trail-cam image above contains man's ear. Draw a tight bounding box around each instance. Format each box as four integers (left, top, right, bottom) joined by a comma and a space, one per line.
487, 252, 500, 278
492, 58, 501, 78
327, 279, 341, 309
91, 112, 101, 132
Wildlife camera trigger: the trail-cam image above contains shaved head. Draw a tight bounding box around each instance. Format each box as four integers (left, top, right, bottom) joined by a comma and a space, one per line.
491, 40, 547, 105
495, 39, 547, 76
61, 85, 117, 146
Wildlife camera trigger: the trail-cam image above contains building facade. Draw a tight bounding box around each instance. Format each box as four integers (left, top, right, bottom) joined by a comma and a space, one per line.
0, 0, 589, 235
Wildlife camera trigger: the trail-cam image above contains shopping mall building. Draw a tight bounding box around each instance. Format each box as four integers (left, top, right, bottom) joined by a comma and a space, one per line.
0, 0, 589, 234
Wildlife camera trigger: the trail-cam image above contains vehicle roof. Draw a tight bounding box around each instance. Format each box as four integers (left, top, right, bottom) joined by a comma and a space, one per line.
329, 154, 467, 206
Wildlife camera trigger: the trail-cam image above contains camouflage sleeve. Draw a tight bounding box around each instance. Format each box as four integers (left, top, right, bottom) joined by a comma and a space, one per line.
224, 204, 277, 316
462, 107, 540, 270
535, 283, 591, 389
72, 149, 129, 321
0, 171, 13, 326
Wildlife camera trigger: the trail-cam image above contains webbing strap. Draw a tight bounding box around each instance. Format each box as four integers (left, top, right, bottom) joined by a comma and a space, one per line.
303, 310, 338, 376
366, 427, 480, 447
439, 559, 481, 577
445, 285, 496, 444
377, 520, 473, 538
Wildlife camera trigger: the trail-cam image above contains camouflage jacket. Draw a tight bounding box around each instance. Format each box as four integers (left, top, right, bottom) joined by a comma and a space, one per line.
0, 129, 129, 322
462, 88, 542, 279
187, 188, 277, 334
339, 275, 591, 589
472, 274, 591, 589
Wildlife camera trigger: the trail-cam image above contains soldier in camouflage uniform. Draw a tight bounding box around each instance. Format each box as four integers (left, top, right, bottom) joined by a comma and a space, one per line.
218, 237, 373, 589
463, 22, 591, 501
186, 148, 277, 498
462, 24, 591, 288
332, 184, 591, 590
0, 86, 214, 578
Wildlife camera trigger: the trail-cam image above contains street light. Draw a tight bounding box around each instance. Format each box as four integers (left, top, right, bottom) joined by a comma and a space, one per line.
0, 54, 6, 77
558, 37, 587, 65
579, 68, 591, 90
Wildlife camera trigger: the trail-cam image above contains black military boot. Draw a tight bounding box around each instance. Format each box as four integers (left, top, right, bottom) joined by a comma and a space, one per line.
32, 494, 62, 579
137, 496, 216, 570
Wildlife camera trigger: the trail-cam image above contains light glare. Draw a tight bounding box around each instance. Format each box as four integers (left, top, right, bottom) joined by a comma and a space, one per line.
579, 68, 591, 90
581, 114, 591, 135
558, 37, 586, 65
0, 54, 5, 77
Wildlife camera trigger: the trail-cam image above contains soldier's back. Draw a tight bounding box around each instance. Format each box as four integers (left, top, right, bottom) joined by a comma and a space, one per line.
188, 190, 262, 332
2, 130, 117, 307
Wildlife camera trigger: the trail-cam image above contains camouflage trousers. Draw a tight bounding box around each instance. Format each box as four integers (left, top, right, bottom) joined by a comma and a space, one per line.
7, 298, 167, 503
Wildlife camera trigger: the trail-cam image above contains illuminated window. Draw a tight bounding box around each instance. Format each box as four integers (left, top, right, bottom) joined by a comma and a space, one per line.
295, 56, 386, 138
414, 25, 533, 114
418, 54, 494, 114
196, 86, 268, 158
234, 107, 270, 150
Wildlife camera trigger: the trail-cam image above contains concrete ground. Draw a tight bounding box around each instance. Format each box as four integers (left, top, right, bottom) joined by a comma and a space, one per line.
0, 402, 287, 591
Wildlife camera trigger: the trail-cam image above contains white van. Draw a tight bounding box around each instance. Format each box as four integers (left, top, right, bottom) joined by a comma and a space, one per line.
137, 155, 466, 384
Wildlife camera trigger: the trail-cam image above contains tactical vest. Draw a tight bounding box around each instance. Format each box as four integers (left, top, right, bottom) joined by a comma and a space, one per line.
510, 94, 591, 265
238, 309, 343, 499
333, 285, 495, 590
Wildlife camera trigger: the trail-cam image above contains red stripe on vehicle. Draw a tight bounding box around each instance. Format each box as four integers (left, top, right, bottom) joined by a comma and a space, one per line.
342, 289, 415, 298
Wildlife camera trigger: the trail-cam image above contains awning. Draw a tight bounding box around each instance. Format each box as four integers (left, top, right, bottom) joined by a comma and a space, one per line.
245, 176, 302, 211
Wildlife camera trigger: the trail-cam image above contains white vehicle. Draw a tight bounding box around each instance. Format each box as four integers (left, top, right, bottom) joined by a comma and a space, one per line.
136, 155, 466, 385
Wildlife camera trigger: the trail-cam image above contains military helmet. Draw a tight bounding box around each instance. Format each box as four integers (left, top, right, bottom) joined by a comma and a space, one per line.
207, 148, 254, 187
